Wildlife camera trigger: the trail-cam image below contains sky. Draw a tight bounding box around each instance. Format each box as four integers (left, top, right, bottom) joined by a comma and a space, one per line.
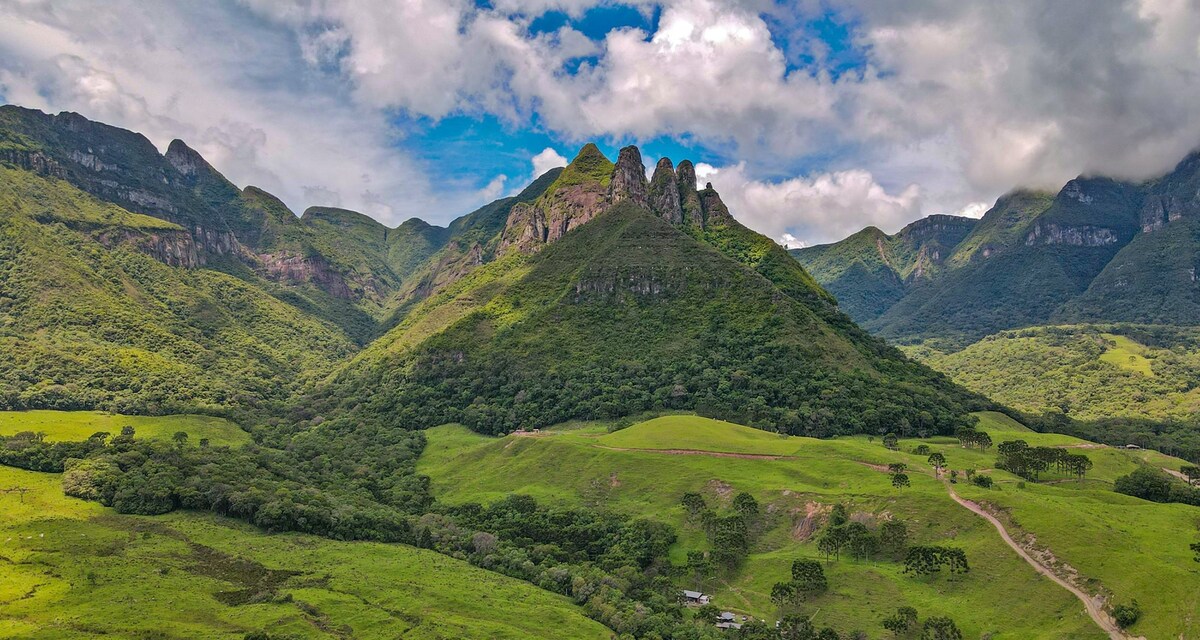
1, 1, 1198, 247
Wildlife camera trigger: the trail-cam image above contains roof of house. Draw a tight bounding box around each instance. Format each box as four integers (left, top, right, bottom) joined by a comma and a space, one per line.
683, 590, 704, 598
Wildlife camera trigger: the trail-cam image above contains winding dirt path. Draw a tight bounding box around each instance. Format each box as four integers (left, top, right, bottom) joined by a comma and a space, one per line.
942, 481, 1135, 640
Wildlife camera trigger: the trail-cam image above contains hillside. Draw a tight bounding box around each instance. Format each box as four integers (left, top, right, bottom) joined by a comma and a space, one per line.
793, 147, 1200, 347
0, 459, 609, 639
794, 215, 978, 322
419, 413, 1200, 639
315, 145, 983, 438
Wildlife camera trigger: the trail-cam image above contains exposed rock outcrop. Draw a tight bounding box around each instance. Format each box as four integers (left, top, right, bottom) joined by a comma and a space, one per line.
609, 145, 649, 208
699, 182, 731, 224
1139, 194, 1195, 232
648, 158, 683, 224
256, 250, 356, 299
675, 160, 705, 226
498, 144, 613, 256
1025, 223, 1120, 247
95, 227, 204, 268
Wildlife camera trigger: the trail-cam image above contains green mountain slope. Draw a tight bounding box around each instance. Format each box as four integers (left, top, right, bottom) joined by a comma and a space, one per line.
792, 215, 978, 322
798, 147, 1200, 348
908, 324, 1200, 423
0, 165, 356, 415
315, 146, 982, 437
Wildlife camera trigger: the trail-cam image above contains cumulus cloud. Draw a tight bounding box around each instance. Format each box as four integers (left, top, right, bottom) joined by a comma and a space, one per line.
697, 162, 923, 246
530, 147, 568, 178
3, 0, 1199, 243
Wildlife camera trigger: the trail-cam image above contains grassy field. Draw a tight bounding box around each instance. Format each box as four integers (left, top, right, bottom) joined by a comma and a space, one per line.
419, 412, 1200, 639
908, 325, 1200, 421
0, 410, 251, 447
1097, 333, 1155, 376
0, 437, 608, 638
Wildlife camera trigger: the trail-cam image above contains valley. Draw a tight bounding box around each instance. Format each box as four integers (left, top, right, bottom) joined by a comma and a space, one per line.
0, 101, 1196, 640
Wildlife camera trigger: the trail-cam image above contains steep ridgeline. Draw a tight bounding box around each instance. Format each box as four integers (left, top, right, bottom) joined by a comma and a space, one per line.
794, 148, 1200, 347
793, 215, 979, 322
314, 144, 982, 438
0, 105, 565, 416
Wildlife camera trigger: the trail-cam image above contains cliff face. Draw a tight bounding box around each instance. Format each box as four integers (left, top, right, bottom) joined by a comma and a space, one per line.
498, 144, 734, 257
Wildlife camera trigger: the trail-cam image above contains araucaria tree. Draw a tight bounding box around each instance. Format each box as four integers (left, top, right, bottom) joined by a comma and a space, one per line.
922, 616, 964, 640
903, 545, 969, 578
927, 452, 947, 478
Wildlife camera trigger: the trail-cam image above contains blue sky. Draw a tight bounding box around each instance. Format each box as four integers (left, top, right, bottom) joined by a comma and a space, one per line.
1, 1, 1197, 245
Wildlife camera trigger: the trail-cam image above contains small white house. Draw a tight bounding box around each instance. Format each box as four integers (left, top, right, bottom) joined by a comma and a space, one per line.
681, 590, 710, 605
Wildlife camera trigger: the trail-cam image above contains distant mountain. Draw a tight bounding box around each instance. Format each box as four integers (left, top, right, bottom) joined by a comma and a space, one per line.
793, 149, 1200, 347
0, 105, 560, 413
794, 215, 978, 321
315, 145, 982, 437
0, 105, 981, 433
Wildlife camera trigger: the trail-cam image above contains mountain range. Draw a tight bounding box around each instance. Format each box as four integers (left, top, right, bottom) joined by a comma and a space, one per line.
0, 105, 979, 436
792, 153, 1200, 348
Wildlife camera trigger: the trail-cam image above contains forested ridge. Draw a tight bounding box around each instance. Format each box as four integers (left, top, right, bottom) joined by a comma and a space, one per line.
2, 105, 1197, 639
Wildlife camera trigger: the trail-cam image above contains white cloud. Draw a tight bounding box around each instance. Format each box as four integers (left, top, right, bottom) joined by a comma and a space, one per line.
3, 0, 1200, 243
700, 162, 923, 246
530, 147, 568, 178
953, 202, 990, 219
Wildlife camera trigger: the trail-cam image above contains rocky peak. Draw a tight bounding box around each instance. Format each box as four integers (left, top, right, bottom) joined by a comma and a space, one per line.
675, 160, 705, 226
699, 182, 731, 223
609, 145, 649, 208
165, 139, 210, 178
648, 157, 683, 224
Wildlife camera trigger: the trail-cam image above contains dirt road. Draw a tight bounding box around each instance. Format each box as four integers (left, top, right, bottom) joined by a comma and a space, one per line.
943, 481, 1137, 640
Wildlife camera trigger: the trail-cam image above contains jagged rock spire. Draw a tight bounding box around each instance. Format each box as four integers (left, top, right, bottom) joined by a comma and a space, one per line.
675, 160, 705, 227
649, 157, 683, 224
699, 182, 731, 223
609, 145, 649, 208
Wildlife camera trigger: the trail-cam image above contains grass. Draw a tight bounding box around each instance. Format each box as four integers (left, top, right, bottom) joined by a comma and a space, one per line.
1098, 333, 1154, 376
0, 463, 609, 640
0, 410, 251, 447
418, 413, 1199, 639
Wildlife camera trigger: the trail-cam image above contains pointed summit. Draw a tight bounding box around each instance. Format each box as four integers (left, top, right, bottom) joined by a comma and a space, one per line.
609, 145, 649, 208
675, 160, 705, 227
649, 157, 683, 224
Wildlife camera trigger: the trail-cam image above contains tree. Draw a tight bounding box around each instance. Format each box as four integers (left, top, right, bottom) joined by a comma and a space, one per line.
681, 492, 707, 518
790, 559, 828, 595
891, 473, 911, 489
1114, 467, 1173, 502
1066, 454, 1094, 481
913, 444, 931, 456
846, 521, 879, 561
883, 433, 899, 450
687, 550, 712, 581
829, 503, 849, 527
198, 438, 210, 449
818, 526, 850, 561
949, 469, 958, 484
927, 452, 946, 478
1111, 601, 1141, 629
172, 431, 188, 448
882, 606, 918, 637
921, 616, 963, 640
1190, 541, 1199, 562
733, 492, 760, 524
120, 425, 135, 437
975, 431, 993, 452
771, 581, 797, 609
880, 520, 908, 556
778, 614, 816, 640
1181, 465, 1200, 487
903, 546, 969, 578
888, 462, 907, 474
971, 475, 994, 489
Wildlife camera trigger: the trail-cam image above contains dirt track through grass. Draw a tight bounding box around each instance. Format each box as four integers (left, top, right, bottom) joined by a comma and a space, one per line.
942, 481, 1136, 640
